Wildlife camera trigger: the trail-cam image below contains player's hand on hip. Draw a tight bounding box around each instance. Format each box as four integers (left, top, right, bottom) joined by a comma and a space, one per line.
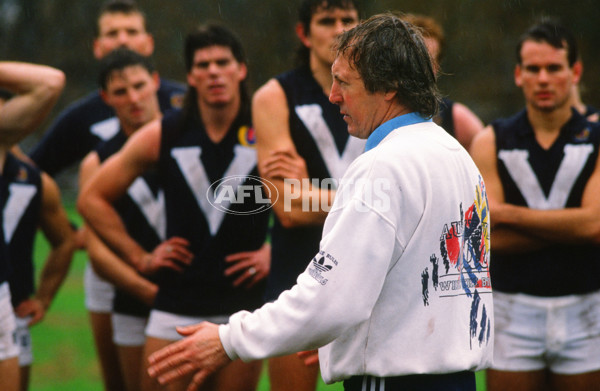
224, 242, 271, 289
141, 237, 193, 275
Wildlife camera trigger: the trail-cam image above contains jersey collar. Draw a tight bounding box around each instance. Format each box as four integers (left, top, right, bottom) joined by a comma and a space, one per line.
365, 112, 431, 152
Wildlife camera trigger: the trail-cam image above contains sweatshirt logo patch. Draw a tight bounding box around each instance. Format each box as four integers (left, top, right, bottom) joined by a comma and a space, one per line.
308, 251, 337, 285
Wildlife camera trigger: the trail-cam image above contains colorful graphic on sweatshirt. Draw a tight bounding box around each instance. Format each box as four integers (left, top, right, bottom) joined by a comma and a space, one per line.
421, 176, 492, 348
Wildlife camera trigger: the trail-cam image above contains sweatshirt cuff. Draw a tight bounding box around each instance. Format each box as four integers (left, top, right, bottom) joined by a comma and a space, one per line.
218, 324, 240, 361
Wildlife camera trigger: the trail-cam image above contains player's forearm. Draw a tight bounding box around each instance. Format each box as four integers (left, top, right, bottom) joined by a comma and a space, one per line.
490, 227, 549, 254
35, 245, 75, 310
271, 180, 334, 227
494, 203, 600, 244
79, 197, 147, 269
89, 241, 157, 307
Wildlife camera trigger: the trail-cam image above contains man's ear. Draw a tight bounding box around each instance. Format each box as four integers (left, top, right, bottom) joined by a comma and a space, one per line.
93, 39, 102, 60
100, 89, 109, 104
514, 64, 522, 88
238, 62, 248, 82
295, 22, 311, 48
152, 71, 160, 90
384, 90, 397, 102
571, 60, 583, 84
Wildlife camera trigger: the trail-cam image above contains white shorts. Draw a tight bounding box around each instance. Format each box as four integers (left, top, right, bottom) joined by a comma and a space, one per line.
0, 282, 19, 361
145, 310, 229, 341
492, 290, 600, 374
112, 313, 147, 347
84, 262, 115, 313
14, 316, 32, 366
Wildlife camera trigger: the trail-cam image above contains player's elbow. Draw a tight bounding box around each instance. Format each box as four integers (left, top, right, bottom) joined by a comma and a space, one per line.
76, 190, 92, 221
275, 210, 319, 228
48, 70, 66, 93
587, 223, 600, 245
41, 69, 66, 98
277, 212, 299, 228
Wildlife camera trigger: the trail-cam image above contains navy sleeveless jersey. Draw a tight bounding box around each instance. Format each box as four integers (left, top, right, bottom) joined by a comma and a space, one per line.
585, 104, 599, 119
1, 153, 43, 306
492, 109, 600, 296
265, 67, 365, 301
30, 79, 185, 176
153, 107, 269, 316
96, 131, 164, 317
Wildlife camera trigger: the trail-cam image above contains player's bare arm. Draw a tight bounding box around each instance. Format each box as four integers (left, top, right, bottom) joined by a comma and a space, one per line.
80, 151, 158, 306
16, 173, 76, 326
253, 79, 332, 227
492, 147, 600, 244
470, 126, 547, 252
452, 102, 484, 151
0, 62, 65, 146
78, 120, 193, 274
86, 227, 158, 307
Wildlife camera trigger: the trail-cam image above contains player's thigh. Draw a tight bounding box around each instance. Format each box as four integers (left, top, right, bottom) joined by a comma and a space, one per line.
117, 345, 145, 391
269, 353, 319, 391
210, 359, 262, 391
0, 356, 20, 391
19, 365, 30, 391
486, 368, 547, 391
550, 370, 600, 391
113, 313, 147, 391
0, 283, 20, 391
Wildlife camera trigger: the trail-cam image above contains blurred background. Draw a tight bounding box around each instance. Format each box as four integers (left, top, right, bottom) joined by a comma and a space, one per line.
1, 0, 599, 197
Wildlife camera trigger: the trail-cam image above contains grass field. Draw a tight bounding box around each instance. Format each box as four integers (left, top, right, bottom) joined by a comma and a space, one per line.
27, 205, 486, 390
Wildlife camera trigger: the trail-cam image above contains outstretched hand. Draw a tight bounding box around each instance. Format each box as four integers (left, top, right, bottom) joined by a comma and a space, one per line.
147, 322, 231, 391
140, 237, 193, 275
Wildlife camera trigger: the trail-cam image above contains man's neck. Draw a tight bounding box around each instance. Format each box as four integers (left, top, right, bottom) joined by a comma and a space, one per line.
0, 149, 7, 175
121, 116, 161, 139
198, 97, 241, 143
526, 102, 573, 149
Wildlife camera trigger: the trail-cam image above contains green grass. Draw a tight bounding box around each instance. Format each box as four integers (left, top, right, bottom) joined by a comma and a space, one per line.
27, 206, 485, 390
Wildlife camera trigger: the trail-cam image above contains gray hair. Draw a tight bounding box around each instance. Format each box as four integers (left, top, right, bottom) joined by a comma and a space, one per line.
334, 12, 441, 118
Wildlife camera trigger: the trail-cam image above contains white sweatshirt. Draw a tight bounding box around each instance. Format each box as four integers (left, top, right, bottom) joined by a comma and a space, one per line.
219, 120, 493, 383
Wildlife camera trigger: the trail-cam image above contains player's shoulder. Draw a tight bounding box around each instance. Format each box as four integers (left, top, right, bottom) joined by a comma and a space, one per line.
65, 90, 105, 111
253, 78, 286, 107
4, 152, 41, 183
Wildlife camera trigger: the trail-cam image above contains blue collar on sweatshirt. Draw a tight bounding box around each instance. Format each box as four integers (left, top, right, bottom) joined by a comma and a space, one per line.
364, 112, 431, 152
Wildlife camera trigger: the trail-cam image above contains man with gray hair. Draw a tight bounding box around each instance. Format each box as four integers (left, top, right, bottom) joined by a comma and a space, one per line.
146, 13, 493, 391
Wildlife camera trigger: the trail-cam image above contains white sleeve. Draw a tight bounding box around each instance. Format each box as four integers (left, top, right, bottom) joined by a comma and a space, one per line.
219, 197, 400, 361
